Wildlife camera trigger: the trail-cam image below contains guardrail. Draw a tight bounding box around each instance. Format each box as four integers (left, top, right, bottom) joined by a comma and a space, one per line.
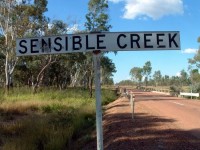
180, 92, 199, 99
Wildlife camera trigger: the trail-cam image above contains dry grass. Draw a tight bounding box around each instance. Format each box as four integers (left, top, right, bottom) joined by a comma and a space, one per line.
0, 87, 117, 149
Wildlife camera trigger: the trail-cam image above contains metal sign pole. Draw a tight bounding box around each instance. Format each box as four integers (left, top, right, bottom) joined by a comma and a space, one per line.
93, 50, 103, 150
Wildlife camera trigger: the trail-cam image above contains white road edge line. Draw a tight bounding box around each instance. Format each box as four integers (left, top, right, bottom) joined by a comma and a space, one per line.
170, 101, 184, 106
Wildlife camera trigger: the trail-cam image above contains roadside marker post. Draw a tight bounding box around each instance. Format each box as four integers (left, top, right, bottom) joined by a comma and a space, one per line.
16, 31, 180, 150
130, 92, 135, 121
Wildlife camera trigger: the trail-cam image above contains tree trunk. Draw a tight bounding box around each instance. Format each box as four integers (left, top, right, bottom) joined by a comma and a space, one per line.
89, 76, 93, 98
32, 56, 56, 93
5, 57, 15, 94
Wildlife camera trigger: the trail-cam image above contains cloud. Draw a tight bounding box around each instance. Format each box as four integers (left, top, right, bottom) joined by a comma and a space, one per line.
67, 24, 79, 33
182, 48, 198, 54
176, 72, 181, 77
109, 0, 184, 20
109, 0, 123, 3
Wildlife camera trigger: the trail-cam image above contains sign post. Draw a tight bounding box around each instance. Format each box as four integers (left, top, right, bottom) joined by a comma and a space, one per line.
16, 31, 181, 150
93, 50, 103, 150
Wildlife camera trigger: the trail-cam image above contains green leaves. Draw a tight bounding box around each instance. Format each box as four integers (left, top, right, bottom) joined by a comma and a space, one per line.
85, 0, 111, 31
130, 67, 143, 82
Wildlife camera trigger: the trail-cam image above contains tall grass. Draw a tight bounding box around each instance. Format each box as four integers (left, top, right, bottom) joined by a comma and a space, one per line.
0, 87, 117, 149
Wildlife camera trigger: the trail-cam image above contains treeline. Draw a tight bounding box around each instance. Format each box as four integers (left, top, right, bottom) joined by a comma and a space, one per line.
0, 0, 116, 94
118, 49, 200, 93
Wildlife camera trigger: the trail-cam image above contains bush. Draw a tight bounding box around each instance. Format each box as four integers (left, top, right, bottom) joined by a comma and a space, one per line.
170, 85, 181, 96
191, 83, 200, 93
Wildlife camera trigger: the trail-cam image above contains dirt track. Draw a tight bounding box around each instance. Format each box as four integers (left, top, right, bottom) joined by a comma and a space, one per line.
83, 91, 200, 150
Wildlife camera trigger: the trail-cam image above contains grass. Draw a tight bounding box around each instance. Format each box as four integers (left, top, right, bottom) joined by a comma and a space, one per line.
0, 87, 117, 150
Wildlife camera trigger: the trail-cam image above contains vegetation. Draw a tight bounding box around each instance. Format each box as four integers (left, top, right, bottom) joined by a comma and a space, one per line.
84, 0, 113, 97
0, 0, 200, 148
116, 80, 135, 86
128, 57, 200, 93
0, 0, 117, 149
0, 0, 116, 94
0, 87, 117, 149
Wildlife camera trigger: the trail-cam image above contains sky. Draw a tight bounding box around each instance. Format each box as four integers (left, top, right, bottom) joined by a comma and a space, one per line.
44, 0, 200, 83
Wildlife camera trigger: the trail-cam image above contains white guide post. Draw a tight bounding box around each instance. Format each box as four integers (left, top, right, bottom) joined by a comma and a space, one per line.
130, 92, 135, 120
93, 50, 103, 150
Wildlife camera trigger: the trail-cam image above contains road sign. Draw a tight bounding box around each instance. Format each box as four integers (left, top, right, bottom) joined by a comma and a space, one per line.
16, 31, 180, 56
15, 31, 181, 150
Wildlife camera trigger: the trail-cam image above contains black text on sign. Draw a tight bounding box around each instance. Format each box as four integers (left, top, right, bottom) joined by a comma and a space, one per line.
16, 31, 180, 56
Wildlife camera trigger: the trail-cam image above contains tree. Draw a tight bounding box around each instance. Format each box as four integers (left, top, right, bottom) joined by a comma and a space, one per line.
188, 36, 200, 69
85, 0, 111, 97
0, 49, 5, 87
162, 75, 170, 86
186, 37, 200, 92
188, 50, 200, 69
116, 80, 135, 86
21, 19, 71, 92
0, 0, 20, 92
189, 69, 200, 92
85, 0, 111, 31
170, 76, 181, 86
180, 69, 189, 86
143, 61, 152, 87
153, 70, 162, 86
0, 0, 48, 92
101, 56, 116, 85
129, 67, 143, 86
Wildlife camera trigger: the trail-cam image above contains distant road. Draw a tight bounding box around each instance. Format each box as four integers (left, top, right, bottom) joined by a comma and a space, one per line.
133, 91, 200, 139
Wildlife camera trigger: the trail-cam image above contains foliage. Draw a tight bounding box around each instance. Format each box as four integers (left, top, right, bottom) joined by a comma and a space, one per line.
180, 69, 190, 86
116, 80, 135, 86
142, 61, 152, 87
188, 49, 200, 69
84, 0, 113, 97
0, 87, 117, 149
85, 0, 111, 31
188, 39, 200, 92
0, 0, 116, 93
129, 67, 143, 83
169, 85, 182, 96
129, 62, 192, 89
101, 56, 116, 85
153, 70, 162, 86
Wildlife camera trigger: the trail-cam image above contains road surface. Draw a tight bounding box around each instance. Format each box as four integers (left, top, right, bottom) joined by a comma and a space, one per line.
135, 91, 200, 139
83, 90, 200, 150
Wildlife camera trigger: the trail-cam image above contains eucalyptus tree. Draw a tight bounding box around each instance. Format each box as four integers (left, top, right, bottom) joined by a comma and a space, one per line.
0, 0, 22, 91
32, 20, 68, 90
23, 19, 71, 92
189, 69, 200, 92
129, 67, 143, 86
0, 0, 49, 92
143, 61, 152, 87
188, 36, 200, 70
188, 49, 200, 70
85, 0, 112, 97
162, 75, 170, 86
186, 37, 200, 91
153, 70, 162, 86
85, 0, 111, 31
180, 69, 189, 86
0, 50, 5, 87
101, 56, 116, 85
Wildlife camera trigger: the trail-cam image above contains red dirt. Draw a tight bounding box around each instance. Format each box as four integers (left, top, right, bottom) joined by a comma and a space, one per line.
83, 91, 200, 150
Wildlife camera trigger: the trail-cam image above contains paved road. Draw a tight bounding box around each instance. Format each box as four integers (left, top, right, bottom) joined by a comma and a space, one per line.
133, 91, 200, 139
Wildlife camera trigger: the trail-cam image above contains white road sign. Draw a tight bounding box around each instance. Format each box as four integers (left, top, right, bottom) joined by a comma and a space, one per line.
16, 31, 180, 56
